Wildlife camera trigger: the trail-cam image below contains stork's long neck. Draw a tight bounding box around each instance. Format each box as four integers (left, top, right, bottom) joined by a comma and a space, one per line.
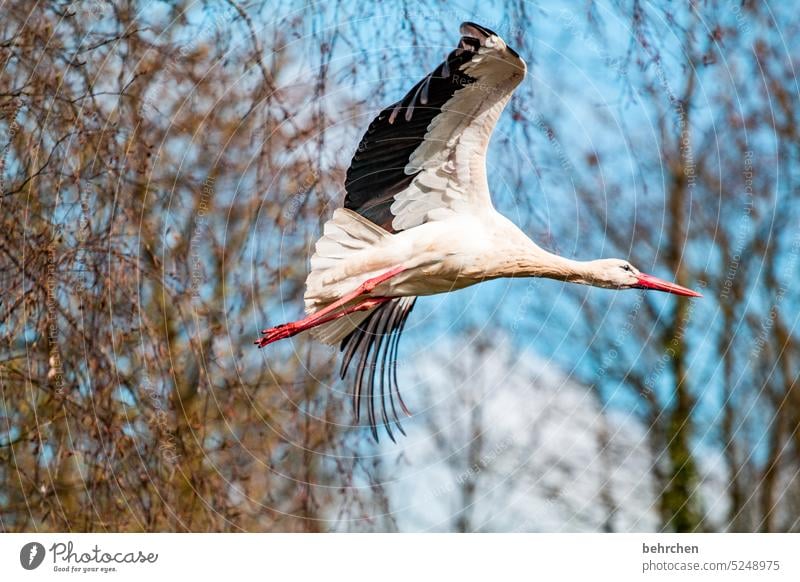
482, 218, 598, 285
516, 250, 596, 285
478, 247, 596, 284
489, 230, 597, 284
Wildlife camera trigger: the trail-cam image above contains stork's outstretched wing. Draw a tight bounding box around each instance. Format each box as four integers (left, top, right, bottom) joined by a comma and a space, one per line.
345, 21, 526, 232
338, 22, 525, 440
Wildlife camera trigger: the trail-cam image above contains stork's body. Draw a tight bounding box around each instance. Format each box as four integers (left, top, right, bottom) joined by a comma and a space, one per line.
257, 22, 700, 439
306, 213, 530, 302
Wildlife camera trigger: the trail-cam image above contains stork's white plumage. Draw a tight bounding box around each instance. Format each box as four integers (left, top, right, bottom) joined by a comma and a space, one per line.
257, 22, 700, 440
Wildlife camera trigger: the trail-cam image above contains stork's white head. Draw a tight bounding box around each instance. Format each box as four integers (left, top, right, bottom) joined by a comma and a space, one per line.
585, 259, 702, 297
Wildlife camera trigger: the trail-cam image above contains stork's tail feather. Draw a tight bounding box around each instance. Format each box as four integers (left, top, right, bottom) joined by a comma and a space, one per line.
304, 208, 390, 344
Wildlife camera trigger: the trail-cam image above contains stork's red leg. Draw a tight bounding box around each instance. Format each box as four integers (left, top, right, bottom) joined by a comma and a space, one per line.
255, 297, 391, 347
278, 265, 405, 329
255, 266, 406, 348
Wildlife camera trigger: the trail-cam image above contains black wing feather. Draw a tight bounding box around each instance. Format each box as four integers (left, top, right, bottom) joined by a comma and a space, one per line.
344, 35, 482, 232
340, 297, 416, 440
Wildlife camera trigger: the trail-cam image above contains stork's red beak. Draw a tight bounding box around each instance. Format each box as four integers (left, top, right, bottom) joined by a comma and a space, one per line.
634, 273, 702, 297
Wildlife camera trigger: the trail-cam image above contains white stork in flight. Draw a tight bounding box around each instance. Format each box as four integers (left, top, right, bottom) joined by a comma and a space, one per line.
257, 22, 701, 440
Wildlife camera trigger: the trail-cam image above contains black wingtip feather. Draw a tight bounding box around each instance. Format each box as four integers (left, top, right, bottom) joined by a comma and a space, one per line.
460, 21, 498, 39
339, 297, 416, 441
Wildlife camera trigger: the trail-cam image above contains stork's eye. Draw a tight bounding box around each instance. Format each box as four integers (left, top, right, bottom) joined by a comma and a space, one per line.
622, 264, 633, 272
